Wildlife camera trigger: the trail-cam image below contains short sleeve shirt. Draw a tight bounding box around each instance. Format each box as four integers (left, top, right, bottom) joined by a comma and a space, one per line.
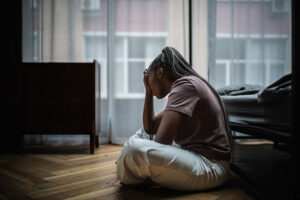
165, 75, 231, 161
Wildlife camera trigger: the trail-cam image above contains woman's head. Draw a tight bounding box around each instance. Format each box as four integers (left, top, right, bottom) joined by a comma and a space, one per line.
147, 47, 201, 98
148, 46, 200, 81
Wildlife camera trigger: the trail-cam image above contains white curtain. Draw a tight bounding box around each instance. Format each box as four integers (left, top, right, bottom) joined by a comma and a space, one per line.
22, 0, 189, 145
207, 0, 291, 89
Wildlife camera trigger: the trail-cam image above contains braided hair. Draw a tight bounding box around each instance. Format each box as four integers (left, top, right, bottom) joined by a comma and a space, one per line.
148, 46, 234, 161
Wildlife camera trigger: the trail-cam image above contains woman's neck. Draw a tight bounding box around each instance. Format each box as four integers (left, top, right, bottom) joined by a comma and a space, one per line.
162, 77, 174, 94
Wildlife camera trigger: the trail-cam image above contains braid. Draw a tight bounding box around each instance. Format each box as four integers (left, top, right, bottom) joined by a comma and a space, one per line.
149, 46, 234, 162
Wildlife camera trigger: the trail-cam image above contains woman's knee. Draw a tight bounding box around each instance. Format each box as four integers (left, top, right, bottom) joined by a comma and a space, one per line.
121, 139, 149, 158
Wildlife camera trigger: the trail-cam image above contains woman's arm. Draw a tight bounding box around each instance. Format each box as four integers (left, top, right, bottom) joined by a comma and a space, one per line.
143, 70, 164, 134
154, 110, 183, 145
143, 69, 154, 134
143, 69, 163, 134
143, 86, 155, 134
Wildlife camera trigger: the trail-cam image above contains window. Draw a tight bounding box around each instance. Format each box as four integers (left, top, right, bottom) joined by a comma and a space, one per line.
115, 34, 167, 98
211, 36, 290, 87
213, 36, 289, 88
209, 0, 291, 89
84, 33, 167, 98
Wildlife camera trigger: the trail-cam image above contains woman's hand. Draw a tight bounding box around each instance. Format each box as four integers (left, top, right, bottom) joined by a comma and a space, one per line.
143, 69, 151, 92
143, 69, 154, 136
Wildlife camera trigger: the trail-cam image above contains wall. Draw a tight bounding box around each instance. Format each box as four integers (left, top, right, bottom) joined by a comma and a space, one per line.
0, 0, 23, 151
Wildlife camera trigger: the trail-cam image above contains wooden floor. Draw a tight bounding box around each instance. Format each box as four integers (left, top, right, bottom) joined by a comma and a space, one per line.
0, 144, 257, 200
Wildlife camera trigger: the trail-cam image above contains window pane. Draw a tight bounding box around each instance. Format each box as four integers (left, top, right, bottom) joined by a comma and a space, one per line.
210, 63, 226, 89
115, 37, 124, 59
128, 37, 166, 59
233, 38, 246, 60
85, 36, 107, 60
128, 62, 145, 93
247, 39, 263, 61
128, 38, 146, 58
265, 39, 286, 60
230, 63, 246, 85
115, 61, 124, 94
247, 39, 286, 61
269, 63, 285, 84
216, 38, 246, 60
245, 63, 264, 85
145, 38, 166, 58
216, 38, 231, 60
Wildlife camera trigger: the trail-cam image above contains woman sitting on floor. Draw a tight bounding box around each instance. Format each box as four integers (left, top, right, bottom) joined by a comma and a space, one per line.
116, 46, 233, 191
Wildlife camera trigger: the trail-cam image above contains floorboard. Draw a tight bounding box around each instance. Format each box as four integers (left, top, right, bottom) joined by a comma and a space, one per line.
0, 144, 258, 200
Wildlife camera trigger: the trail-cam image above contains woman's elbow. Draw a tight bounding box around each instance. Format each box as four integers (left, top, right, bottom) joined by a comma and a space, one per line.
154, 136, 172, 145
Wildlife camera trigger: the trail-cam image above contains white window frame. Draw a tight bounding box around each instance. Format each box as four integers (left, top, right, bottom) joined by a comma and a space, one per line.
215, 34, 289, 86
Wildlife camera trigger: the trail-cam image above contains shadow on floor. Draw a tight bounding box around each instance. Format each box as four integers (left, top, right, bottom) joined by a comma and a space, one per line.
113, 175, 254, 200
231, 142, 294, 200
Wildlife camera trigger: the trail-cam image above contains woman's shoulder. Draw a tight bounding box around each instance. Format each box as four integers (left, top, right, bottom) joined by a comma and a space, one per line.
172, 75, 204, 90
174, 75, 203, 83
170, 76, 205, 96
172, 76, 214, 100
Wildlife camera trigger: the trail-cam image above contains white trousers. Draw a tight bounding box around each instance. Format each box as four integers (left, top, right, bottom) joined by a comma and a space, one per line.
116, 129, 230, 191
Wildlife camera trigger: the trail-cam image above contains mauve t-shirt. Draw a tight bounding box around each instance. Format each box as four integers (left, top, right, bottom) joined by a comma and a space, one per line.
165, 75, 231, 161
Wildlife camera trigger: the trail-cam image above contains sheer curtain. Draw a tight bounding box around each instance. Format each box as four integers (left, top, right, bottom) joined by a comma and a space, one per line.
22, 0, 189, 145
108, 0, 189, 144
206, 0, 291, 89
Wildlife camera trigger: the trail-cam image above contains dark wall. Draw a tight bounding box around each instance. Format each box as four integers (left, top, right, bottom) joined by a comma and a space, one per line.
0, 0, 22, 98
291, 0, 298, 198
1, 0, 22, 65
0, 0, 23, 151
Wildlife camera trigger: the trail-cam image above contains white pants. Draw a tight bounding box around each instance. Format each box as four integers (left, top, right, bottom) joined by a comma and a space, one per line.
116, 129, 230, 191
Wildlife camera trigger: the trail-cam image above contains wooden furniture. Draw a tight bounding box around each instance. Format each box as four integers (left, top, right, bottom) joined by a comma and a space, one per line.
19, 60, 101, 154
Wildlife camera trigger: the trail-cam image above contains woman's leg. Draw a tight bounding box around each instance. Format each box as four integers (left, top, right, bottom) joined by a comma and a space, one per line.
116, 129, 155, 184
116, 129, 230, 191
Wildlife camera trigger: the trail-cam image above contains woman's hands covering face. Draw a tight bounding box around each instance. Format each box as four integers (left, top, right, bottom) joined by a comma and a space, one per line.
143, 69, 151, 92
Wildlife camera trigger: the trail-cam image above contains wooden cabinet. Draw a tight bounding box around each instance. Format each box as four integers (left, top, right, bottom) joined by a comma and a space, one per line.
19, 60, 100, 154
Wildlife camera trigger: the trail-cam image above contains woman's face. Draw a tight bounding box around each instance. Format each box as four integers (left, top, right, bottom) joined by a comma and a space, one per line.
148, 68, 166, 99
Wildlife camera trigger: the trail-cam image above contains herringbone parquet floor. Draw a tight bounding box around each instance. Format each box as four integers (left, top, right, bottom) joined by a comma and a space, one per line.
0, 144, 256, 200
